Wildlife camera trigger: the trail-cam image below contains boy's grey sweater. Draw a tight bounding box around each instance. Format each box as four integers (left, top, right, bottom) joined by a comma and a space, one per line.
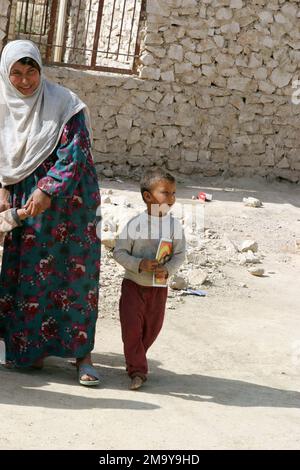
113, 211, 186, 287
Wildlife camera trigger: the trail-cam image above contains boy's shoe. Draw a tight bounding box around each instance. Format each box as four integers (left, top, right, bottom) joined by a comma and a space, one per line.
130, 376, 144, 390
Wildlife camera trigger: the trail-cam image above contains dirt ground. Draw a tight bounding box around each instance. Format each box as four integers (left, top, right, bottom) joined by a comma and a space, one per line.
0, 175, 299, 450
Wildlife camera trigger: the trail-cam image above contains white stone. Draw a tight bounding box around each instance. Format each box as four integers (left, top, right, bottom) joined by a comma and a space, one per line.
216, 8, 233, 20
144, 33, 164, 46
239, 252, 261, 265
116, 116, 132, 130
174, 62, 193, 74
127, 128, 141, 145
254, 67, 268, 80
248, 267, 265, 277
146, 0, 171, 17
139, 67, 161, 80
230, 0, 243, 8
258, 11, 274, 24
183, 150, 198, 162
228, 77, 252, 91
243, 197, 262, 208
170, 275, 188, 290
274, 13, 288, 24
281, 3, 298, 18
214, 35, 225, 48
239, 240, 258, 253
188, 269, 208, 287
185, 52, 201, 66
161, 70, 175, 82
270, 69, 292, 88
215, 53, 235, 67
220, 22, 240, 35
258, 81, 276, 94
168, 44, 184, 62
277, 157, 290, 169
140, 52, 156, 66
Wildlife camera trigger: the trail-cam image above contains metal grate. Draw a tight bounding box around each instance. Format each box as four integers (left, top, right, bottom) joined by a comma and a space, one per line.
8, 0, 146, 74
15, 0, 49, 36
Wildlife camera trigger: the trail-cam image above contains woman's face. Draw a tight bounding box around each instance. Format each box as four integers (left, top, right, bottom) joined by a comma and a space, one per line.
9, 61, 40, 96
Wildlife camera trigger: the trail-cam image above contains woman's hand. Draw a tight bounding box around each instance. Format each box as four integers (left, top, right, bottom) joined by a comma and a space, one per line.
17, 201, 35, 220
0, 188, 11, 212
24, 188, 51, 216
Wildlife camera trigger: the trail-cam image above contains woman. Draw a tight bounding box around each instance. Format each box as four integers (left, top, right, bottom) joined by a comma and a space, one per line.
0, 40, 101, 386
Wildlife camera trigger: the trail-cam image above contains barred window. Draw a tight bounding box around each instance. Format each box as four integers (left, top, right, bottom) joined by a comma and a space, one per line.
7, 0, 145, 74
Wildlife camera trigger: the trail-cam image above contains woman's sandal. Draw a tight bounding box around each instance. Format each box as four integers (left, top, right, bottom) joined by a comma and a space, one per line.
78, 364, 100, 386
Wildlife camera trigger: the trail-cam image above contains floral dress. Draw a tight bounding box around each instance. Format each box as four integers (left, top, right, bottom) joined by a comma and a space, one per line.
0, 110, 101, 367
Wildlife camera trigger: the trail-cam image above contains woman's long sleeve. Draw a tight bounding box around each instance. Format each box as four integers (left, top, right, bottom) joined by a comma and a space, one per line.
37, 111, 90, 198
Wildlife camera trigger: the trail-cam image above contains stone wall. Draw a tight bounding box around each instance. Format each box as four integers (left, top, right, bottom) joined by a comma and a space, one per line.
1, 0, 300, 182
0, 1, 10, 48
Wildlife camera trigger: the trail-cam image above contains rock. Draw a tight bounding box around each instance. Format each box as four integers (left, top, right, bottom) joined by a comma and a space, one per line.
188, 269, 208, 287
230, 0, 243, 8
243, 197, 262, 208
168, 44, 184, 62
139, 67, 161, 81
258, 11, 273, 24
248, 267, 265, 277
220, 22, 240, 35
239, 240, 258, 253
161, 70, 175, 82
216, 8, 233, 21
239, 252, 261, 265
270, 69, 292, 89
228, 77, 252, 92
170, 275, 188, 290
238, 283, 248, 288
186, 251, 207, 266
103, 168, 114, 178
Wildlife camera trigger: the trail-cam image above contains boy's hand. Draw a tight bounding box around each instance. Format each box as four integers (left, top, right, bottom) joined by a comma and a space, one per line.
139, 259, 159, 273
155, 265, 169, 280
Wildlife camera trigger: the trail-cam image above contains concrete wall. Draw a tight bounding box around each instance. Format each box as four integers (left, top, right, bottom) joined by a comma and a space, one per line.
1, 0, 300, 182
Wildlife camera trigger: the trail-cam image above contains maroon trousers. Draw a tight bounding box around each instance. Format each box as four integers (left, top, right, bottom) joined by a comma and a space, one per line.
119, 279, 168, 380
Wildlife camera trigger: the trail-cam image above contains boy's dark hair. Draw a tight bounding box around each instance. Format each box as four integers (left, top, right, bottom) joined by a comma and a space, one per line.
18, 57, 41, 73
140, 167, 176, 201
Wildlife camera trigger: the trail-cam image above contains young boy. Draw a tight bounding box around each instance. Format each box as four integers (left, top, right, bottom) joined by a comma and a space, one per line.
113, 168, 186, 390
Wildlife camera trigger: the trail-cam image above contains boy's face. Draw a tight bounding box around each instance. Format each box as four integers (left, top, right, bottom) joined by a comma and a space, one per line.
144, 179, 176, 216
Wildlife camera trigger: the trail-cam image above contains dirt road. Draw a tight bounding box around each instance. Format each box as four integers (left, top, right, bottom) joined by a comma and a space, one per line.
0, 176, 299, 450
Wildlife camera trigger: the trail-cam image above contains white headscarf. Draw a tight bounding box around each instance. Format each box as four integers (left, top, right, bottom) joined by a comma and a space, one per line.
0, 40, 91, 187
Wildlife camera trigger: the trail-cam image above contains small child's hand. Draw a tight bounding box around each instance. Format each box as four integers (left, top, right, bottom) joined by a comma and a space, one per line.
155, 265, 169, 280
139, 259, 159, 273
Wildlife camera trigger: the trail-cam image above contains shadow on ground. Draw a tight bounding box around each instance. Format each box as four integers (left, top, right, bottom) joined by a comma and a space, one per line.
94, 352, 300, 409
1, 352, 299, 410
